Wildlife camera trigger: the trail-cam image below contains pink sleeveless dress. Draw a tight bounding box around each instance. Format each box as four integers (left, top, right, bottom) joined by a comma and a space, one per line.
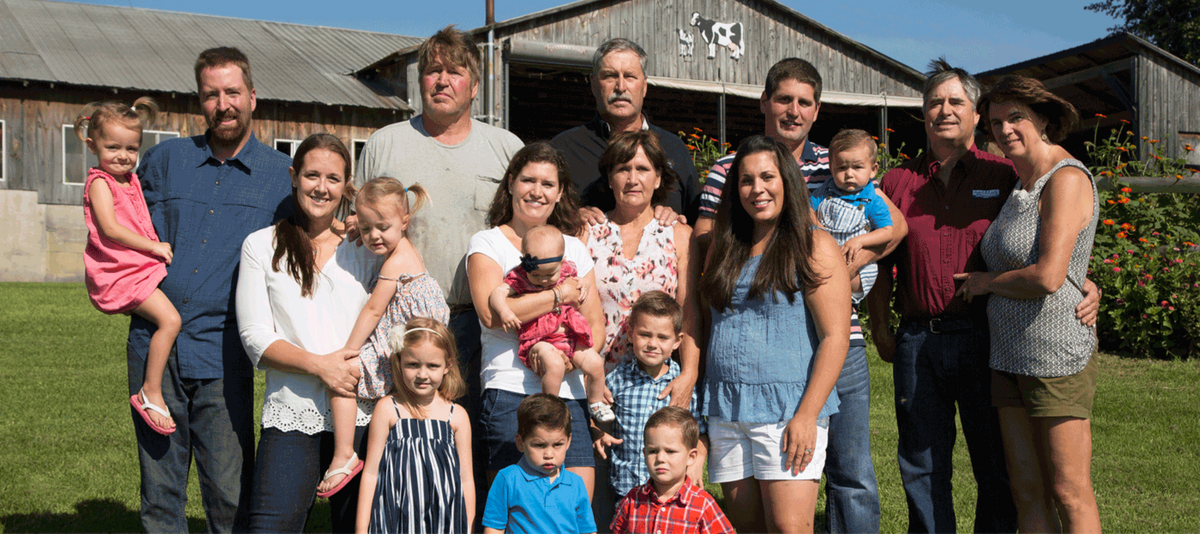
83, 168, 168, 314
503, 261, 594, 368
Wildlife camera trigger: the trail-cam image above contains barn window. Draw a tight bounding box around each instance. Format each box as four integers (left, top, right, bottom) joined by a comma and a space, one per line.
352, 139, 368, 180
275, 139, 303, 158
62, 125, 179, 185
0, 120, 6, 181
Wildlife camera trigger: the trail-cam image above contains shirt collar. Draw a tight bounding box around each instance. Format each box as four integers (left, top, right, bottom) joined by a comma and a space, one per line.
642, 476, 699, 506
923, 144, 982, 178
199, 131, 259, 169
593, 113, 650, 139
516, 455, 573, 486
799, 139, 820, 164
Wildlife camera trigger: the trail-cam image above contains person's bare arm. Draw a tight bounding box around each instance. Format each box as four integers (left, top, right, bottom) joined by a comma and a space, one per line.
955, 167, 1093, 302
488, 284, 522, 333
842, 225, 895, 268
343, 276, 397, 351
660, 223, 698, 408
847, 191, 907, 274
782, 231, 851, 474
469, 252, 587, 330
865, 264, 897, 363
89, 179, 173, 263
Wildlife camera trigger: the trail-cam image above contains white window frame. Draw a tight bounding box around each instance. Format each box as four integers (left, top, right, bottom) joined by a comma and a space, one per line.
275, 138, 303, 158
352, 138, 368, 180
0, 119, 6, 181
62, 125, 180, 185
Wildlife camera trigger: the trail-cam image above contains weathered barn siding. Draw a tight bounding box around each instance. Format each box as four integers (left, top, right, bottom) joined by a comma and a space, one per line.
1135, 54, 1200, 159
491, 0, 920, 96
0, 83, 405, 206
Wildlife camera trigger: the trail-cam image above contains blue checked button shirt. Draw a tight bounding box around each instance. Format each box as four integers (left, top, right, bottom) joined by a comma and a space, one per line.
130, 133, 293, 379
606, 358, 705, 498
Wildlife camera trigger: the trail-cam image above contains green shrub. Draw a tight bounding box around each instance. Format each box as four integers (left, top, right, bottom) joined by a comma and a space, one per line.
1085, 117, 1200, 358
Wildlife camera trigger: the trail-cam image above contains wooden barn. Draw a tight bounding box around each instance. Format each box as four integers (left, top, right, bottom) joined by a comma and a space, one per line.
358, 0, 927, 151
978, 32, 1200, 170
0, 0, 419, 282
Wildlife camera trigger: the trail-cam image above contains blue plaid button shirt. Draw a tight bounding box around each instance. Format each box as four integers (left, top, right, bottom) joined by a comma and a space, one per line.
130, 132, 293, 379
606, 358, 705, 498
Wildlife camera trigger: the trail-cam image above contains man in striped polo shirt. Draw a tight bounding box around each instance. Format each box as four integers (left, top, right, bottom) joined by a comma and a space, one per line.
693, 57, 906, 534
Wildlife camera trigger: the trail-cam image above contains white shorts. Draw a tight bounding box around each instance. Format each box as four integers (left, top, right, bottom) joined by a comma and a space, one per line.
707, 416, 829, 483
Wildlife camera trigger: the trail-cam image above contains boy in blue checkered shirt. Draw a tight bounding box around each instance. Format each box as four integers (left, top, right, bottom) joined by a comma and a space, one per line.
811, 129, 897, 303
591, 291, 705, 500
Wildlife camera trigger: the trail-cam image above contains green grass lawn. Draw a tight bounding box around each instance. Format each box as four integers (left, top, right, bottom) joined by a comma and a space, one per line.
1, 282, 1198, 532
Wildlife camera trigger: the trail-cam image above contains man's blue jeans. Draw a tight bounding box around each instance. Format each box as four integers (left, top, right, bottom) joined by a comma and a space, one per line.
824, 345, 881, 533
892, 320, 1016, 534
128, 346, 255, 534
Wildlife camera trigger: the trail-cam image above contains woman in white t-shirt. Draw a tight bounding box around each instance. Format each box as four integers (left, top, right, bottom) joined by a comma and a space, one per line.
466, 142, 605, 497
236, 134, 382, 532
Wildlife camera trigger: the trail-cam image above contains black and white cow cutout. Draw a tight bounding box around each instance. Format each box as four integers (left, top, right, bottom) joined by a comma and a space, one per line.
690, 12, 744, 60
676, 28, 695, 57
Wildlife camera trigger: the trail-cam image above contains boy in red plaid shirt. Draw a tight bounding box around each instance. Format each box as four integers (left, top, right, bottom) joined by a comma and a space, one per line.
610, 407, 734, 534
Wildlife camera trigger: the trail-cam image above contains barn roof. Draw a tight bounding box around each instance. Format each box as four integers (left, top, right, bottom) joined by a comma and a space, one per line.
360, 0, 925, 85
0, 0, 421, 110
978, 32, 1200, 83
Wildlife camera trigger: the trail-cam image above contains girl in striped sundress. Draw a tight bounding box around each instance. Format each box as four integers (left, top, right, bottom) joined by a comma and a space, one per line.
355, 318, 475, 533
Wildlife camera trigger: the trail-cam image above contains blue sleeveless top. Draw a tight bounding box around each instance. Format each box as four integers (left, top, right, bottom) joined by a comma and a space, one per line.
703, 255, 840, 423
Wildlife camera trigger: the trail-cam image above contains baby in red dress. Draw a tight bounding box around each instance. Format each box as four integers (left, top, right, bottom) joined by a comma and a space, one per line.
490, 225, 615, 422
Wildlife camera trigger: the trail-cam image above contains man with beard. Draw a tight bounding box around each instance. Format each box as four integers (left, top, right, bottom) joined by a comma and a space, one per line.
132, 46, 292, 533
550, 38, 702, 222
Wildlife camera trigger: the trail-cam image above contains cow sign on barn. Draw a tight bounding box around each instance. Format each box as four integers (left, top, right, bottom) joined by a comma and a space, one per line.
690, 12, 744, 60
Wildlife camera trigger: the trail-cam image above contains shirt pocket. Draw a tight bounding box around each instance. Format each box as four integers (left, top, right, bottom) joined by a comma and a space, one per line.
474, 175, 501, 212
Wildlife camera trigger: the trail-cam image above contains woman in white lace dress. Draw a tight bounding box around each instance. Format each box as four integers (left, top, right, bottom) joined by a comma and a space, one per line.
236, 134, 382, 531
954, 76, 1100, 533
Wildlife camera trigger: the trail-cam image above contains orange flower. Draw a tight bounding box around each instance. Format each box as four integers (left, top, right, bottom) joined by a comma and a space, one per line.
1107, 199, 1117, 205
1186, 144, 1194, 152
1117, 231, 1127, 238
1119, 197, 1131, 204
693, 127, 703, 132
1095, 113, 1107, 118
1121, 222, 1131, 229
1177, 174, 1184, 180
1139, 237, 1149, 243
1150, 139, 1160, 144
690, 133, 700, 139
1103, 219, 1115, 225
1142, 136, 1149, 140
1117, 147, 1128, 152
886, 128, 895, 132
1120, 187, 1132, 193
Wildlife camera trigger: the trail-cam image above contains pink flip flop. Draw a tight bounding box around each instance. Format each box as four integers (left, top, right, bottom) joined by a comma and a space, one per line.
129, 389, 175, 436
316, 453, 363, 499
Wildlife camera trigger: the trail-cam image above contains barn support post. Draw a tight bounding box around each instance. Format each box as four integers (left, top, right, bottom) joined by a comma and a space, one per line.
878, 102, 888, 151
718, 91, 727, 147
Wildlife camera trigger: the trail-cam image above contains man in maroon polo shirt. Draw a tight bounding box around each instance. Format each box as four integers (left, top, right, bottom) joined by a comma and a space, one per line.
866, 59, 1099, 533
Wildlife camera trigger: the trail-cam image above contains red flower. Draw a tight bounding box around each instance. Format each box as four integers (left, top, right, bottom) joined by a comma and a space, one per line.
1113, 267, 1122, 272
1139, 237, 1149, 243
1117, 231, 1127, 238
1120, 187, 1132, 193
1119, 197, 1131, 204
1095, 113, 1107, 118
1103, 219, 1115, 225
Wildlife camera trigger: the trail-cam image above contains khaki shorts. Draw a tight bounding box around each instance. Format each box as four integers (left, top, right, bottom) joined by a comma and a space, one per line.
992, 356, 1099, 418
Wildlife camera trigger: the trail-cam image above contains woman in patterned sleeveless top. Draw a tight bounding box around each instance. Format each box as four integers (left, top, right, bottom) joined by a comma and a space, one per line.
954, 76, 1101, 533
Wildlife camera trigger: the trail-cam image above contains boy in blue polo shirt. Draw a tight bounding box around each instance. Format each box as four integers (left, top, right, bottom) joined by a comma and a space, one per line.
811, 128, 897, 303
483, 393, 597, 534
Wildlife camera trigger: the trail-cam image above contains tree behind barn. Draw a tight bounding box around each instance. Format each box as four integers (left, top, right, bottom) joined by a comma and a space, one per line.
1086, 0, 1200, 65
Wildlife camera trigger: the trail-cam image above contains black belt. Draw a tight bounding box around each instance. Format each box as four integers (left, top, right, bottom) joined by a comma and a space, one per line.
903, 315, 978, 334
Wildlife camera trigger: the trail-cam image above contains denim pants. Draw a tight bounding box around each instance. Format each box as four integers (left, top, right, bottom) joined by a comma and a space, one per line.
127, 346, 255, 534
824, 345, 881, 533
244, 425, 369, 533
893, 321, 1016, 534
448, 308, 485, 523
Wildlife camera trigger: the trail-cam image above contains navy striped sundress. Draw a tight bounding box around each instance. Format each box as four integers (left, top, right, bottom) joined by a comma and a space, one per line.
368, 399, 466, 534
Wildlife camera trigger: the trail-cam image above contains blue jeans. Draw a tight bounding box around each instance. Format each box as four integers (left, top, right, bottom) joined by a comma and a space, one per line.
824, 345, 881, 533
893, 320, 1016, 534
244, 426, 369, 533
448, 308, 485, 523
127, 346, 255, 533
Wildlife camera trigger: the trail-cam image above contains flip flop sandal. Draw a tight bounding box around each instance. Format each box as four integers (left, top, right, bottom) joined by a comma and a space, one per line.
589, 402, 616, 423
316, 453, 363, 499
129, 388, 176, 436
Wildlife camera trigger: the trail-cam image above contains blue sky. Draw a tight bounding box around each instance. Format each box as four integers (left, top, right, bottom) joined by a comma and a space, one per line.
75, 0, 1120, 73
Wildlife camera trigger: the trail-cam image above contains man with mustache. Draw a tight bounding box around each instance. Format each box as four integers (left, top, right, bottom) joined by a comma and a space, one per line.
866, 59, 1099, 533
550, 38, 702, 223
693, 57, 905, 534
132, 46, 293, 532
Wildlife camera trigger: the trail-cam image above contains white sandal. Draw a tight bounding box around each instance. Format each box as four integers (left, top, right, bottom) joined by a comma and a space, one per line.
316, 453, 363, 498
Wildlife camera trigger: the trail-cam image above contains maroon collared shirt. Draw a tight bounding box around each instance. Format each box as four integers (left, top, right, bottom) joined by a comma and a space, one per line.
879, 146, 1018, 321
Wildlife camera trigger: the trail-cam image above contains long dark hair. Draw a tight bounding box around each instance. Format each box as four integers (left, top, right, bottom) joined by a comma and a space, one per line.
273, 133, 354, 297
486, 142, 584, 236
596, 130, 678, 206
697, 135, 822, 311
